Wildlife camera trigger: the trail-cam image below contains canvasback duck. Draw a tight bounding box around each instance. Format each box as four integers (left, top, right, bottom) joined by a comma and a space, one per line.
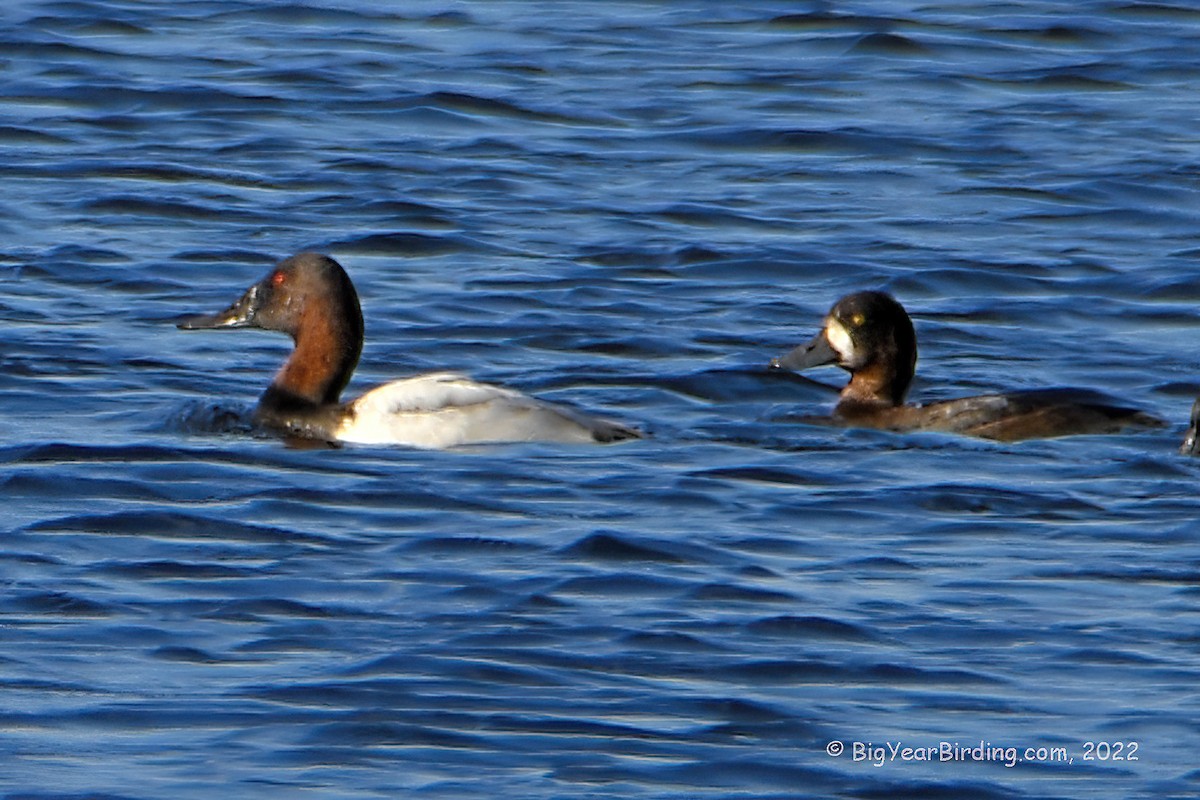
177, 252, 641, 448
769, 290, 1164, 442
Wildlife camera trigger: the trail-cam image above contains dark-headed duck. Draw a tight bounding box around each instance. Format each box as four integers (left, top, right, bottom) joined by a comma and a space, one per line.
178, 252, 641, 448
769, 290, 1163, 442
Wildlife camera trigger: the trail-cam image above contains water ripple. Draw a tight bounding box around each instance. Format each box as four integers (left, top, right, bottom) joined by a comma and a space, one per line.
3, 2, 1199, 799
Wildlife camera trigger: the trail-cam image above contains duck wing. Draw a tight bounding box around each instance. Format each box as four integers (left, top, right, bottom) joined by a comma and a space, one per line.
918, 388, 1164, 442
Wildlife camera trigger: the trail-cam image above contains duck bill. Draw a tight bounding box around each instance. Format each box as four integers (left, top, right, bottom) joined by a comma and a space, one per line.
176, 283, 263, 330
769, 330, 838, 372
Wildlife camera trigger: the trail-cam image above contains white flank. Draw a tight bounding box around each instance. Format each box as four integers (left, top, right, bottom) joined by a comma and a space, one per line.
334, 372, 618, 448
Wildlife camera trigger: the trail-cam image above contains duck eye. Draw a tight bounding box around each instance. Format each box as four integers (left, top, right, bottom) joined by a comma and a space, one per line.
849, 312, 866, 327
270, 270, 287, 286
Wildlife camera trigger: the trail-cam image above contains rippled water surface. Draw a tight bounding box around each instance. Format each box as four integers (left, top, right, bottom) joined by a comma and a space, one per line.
4, 2, 1200, 798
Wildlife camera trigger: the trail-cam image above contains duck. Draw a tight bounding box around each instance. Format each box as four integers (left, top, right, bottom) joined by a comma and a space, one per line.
177, 252, 641, 448
768, 290, 1164, 442
1181, 400, 1200, 455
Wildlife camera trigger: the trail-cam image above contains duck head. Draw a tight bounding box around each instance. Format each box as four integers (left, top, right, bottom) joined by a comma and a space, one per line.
770, 290, 917, 408
179, 252, 365, 407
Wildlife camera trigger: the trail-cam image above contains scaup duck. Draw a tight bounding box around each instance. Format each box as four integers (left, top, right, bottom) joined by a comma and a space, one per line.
769, 290, 1163, 441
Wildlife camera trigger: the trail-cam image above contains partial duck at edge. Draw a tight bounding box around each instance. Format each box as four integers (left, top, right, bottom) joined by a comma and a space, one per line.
769, 290, 1164, 442
1180, 400, 1200, 455
177, 252, 641, 448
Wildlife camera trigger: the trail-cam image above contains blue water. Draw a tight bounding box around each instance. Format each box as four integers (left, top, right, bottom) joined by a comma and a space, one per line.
4, 2, 1200, 798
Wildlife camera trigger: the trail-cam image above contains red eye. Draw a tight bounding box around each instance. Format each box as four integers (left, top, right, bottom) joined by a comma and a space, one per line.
271, 270, 286, 286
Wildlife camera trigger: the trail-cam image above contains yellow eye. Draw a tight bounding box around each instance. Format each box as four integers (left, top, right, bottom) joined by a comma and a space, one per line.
849, 312, 866, 327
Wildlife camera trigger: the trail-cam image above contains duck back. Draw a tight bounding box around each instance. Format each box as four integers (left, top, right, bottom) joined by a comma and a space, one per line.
335, 373, 640, 448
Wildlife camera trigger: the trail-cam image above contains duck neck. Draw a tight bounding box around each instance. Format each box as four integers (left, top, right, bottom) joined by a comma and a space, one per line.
262, 302, 363, 410
838, 359, 912, 409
